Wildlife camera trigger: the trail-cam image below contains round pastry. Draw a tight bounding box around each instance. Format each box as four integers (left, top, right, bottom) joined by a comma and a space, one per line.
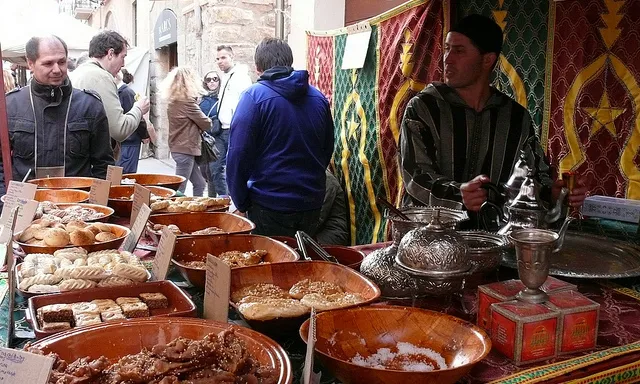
97, 276, 135, 288
69, 229, 96, 246
289, 279, 344, 299
85, 224, 102, 235
112, 263, 148, 282
91, 223, 113, 233
25, 238, 41, 244
231, 283, 290, 303
51, 222, 66, 230
58, 278, 97, 292
237, 298, 310, 321
299, 292, 366, 311
95, 231, 118, 242
69, 266, 107, 280
27, 284, 60, 294
33, 227, 49, 240
66, 220, 88, 232
18, 274, 62, 291
187, 202, 207, 212
18, 224, 40, 242
43, 228, 71, 247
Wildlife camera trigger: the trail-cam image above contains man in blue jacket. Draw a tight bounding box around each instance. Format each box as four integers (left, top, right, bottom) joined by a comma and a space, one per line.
227, 37, 335, 237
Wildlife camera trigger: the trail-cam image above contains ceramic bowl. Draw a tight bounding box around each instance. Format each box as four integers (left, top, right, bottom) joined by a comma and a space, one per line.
35, 189, 91, 203
29, 317, 292, 384
311, 245, 365, 270
108, 185, 176, 217
14, 223, 130, 255
28, 177, 98, 191
300, 306, 491, 384
147, 212, 255, 238
122, 173, 186, 190
171, 234, 299, 288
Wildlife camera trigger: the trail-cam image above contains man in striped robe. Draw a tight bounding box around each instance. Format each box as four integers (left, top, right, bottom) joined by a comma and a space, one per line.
399, 14, 587, 229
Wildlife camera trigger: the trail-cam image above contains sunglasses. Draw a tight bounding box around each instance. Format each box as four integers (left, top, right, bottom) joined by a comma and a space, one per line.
205, 77, 219, 82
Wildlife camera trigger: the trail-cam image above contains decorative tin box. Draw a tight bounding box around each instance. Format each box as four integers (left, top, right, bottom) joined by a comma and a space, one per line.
546, 290, 600, 355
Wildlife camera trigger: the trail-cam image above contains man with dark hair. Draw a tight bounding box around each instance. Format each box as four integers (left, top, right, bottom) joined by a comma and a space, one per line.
227, 37, 335, 237
2, 35, 114, 185
399, 14, 587, 229
71, 30, 150, 144
210, 44, 252, 197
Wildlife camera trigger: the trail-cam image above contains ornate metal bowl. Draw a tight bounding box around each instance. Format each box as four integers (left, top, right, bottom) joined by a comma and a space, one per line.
459, 231, 510, 274
390, 206, 469, 244
359, 245, 419, 299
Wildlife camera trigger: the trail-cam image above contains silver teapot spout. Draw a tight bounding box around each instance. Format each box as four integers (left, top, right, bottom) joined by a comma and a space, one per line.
544, 187, 569, 224
552, 215, 574, 252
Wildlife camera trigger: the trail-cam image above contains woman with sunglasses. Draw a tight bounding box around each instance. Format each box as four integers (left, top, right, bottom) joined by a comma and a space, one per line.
199, 71, 221, 196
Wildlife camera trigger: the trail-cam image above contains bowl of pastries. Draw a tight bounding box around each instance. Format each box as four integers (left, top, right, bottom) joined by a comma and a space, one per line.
230, 261, 381, 338
15, 248, 149, 296
147, 212, 255, 239
26, 317, 292, 384
172, 234, 300, 289
28, 177, 99, 191
299, 306, 491, 384
14, 220, 130, 255
35, 201, 114, 223
122, 173, 187, 191
150, 196, 231, 213
108, 185, 176, 217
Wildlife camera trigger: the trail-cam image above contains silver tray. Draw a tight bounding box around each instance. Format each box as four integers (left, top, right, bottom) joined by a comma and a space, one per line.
501, 231, 640, 279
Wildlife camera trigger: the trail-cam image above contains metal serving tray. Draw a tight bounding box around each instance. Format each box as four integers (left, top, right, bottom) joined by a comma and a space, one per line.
501, 231, 640, 279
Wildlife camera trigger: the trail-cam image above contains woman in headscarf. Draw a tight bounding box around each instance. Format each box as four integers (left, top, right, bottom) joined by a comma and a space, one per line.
199, 70, 221, 197
160, 66, 211, 196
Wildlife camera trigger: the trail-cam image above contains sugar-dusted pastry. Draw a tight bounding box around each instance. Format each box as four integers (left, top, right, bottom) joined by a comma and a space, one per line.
54, 266, 75, 279
19, 274, 62, 291
139, 293, 168, 309
24, 253, 56, 263
95, 231, 118, 242
300, 292, 365, 311
101, 310, 126, 322
112, 263, 148, 282
237, 298, 310, 321
73, 258, 88, 267
150, 200, 170, 211
289, 279, 344, 299
71, 302, 100, 315
88, 249, 120, 258
115, 297, 140, 305
43, 228, 71, 247
59, 278, 97, 292
91, 299, 120, 313
69, 229, 95, 246
68, 266, 107, 281
98, 255, 113, 265
231, 283, 290, 303
121, 302, 149, 318
74, 313, 102, 327
97, 276, 135, 288
40, 304, 73, 322
19, 224, 42, 242
120, 251, 143, 266
187, 202, 207, 212
57, 258, 73, 268
65, 220, 88, 232
54, 247, 87, 261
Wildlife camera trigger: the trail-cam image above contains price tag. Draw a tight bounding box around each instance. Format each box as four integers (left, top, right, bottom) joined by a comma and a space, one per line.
88, 179, 111, 206
106, 165, 123, 186
203, 254, 231, 322
302, 308, 322, 384
0, 347, 54, 384
0, 181, 36, 224
151, 227, 176, 281
0, 198, 37, 239
131, 184, 151, 224
122, 203, 151, 253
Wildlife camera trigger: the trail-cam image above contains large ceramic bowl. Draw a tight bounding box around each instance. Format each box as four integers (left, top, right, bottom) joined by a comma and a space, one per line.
147, 211, 255, 238
28, 177, 98, 191
171, 234, 300, 288
231, 261, 381, 338
14, 223, 130, 255
29, 317, 292, 384
35, 189, 91, 203
300, 306, 491, 384
122, 173, 186, 191
108, 185, 176, 217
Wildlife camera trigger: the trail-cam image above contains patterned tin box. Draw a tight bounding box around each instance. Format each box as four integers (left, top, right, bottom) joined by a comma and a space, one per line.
491, 300, 560, 365
477, 279, 524, 334
546, 290, 600, 355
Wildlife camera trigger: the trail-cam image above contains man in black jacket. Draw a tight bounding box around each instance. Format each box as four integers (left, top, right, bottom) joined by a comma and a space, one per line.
2, 35, 114, 186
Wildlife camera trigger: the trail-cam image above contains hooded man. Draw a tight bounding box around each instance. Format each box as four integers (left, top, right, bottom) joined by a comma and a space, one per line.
399, 14, 587, 229
226, 38, 335, 237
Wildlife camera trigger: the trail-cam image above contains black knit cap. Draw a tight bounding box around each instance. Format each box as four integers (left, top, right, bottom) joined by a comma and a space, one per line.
450, 14, 503, 55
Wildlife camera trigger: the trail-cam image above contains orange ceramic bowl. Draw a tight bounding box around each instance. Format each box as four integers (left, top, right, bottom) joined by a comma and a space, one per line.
28, 177, 98, 191
300, 306, 491, 384
14, 223, 130, 255
147, 212, 255, 238
0, 189, 91, 204
30, 317, 292, 384
122, 173, 186, 191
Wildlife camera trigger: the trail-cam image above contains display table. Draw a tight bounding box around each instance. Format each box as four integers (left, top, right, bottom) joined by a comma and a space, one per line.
1, 218, 639, 383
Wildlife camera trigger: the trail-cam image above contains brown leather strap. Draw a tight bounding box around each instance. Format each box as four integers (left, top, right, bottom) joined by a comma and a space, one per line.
0, 56, 13, 187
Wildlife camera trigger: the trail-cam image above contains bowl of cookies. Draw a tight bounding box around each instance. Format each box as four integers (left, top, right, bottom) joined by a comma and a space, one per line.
108, 185, 176, 217
28, 177, 99, 191
299, 306, 491, 384
36, 201, 114, 223
147, 212, 255, 239
122, 173, 187, 190
149, 196, 231, 213
15, 220, 130, 255
230, 261, 381, 338
16, 248, 149, 296
172, 234, 300, 289
26, 318, 292, 384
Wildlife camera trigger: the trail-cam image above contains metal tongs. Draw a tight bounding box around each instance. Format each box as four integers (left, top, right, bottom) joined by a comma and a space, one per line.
295, 231, 339, 263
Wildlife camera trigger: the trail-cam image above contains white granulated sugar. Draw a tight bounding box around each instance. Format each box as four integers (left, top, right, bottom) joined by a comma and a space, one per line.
328, 333, 337, 346
349, 342, 447, 372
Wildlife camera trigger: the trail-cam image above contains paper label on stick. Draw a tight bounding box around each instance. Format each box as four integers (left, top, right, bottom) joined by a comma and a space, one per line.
88, 179, 111, 206
122, 203, 151, 253
203, 254, 230, 322
302, 308, 321, 384
0, 347, 54, 383
0, 181, 36, 224
131, 184, 151, 223
151, 227, 176, 281
106, 165, 123, 186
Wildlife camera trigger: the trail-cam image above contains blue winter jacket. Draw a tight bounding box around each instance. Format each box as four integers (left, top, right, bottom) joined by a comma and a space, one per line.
199, 93, 218, 134
227, 67, 335, 213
